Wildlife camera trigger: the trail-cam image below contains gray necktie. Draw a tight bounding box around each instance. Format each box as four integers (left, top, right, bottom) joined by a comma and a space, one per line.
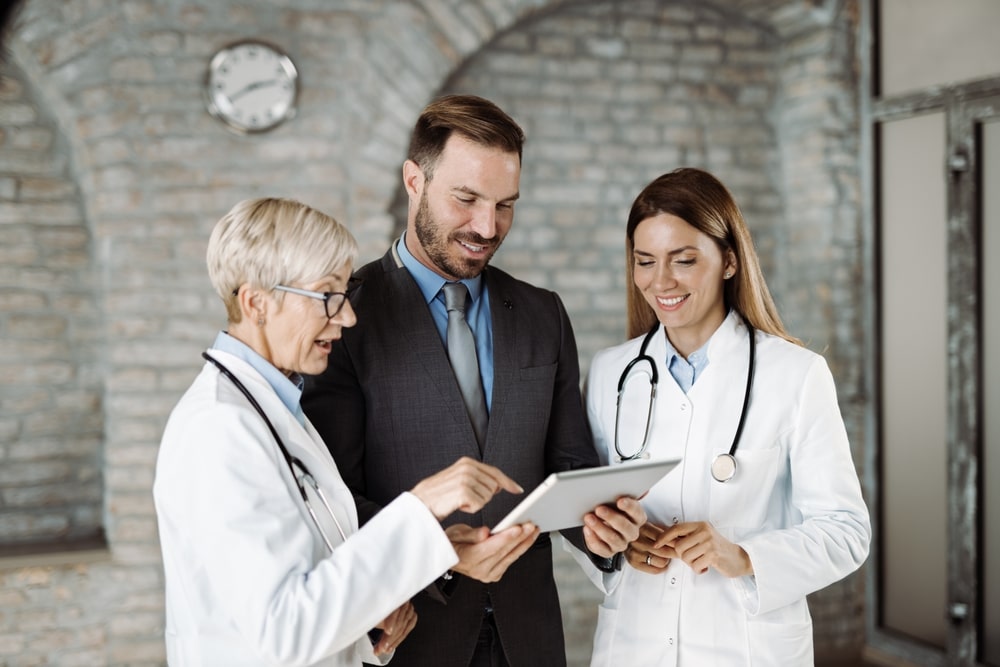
442, 282, 489, 448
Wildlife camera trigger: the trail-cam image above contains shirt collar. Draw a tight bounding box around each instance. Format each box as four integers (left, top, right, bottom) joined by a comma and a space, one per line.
396, 232, 484, 304
211, 331, 305, 422
663, 334, 710, 370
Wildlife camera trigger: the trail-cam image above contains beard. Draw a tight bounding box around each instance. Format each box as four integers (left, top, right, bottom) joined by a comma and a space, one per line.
413, 189, 503, 280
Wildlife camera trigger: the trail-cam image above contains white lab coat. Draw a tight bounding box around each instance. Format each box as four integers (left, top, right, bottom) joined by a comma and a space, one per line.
572, 312, 870, 666
153, 350, 458, 667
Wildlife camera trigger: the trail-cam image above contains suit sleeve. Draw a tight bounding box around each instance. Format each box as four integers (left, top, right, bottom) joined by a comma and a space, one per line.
302, 332, 384, 525
543, 292, 611, 560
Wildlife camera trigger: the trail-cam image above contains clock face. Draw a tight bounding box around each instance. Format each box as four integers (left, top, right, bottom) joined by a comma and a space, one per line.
206, 40, 298, 134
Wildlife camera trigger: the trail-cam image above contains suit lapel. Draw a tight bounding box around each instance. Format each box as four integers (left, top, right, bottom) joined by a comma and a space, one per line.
483, 269, 516, 457
379, 247, 482, 458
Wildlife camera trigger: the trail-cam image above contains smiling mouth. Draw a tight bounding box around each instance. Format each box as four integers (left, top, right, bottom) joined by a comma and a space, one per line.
657, 295, 688, 308
457, 239, 489, 254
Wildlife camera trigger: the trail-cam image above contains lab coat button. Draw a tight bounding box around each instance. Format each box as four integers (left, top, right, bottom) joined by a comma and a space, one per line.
670, 576, 677, 585
668, 637, 674, 646
679, 402, 688, 411
672, 516, 679, 524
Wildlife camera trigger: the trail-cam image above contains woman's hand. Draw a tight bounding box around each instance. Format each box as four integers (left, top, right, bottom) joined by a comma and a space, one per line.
372, 602, 417, 656
410, 457, 523, 520
624, 521, 677, 573
659, 520, 753, 578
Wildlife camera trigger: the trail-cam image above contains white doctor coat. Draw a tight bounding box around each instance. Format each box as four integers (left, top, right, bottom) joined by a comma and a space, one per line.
153, 351, 458, 667
573, 313, 870, 666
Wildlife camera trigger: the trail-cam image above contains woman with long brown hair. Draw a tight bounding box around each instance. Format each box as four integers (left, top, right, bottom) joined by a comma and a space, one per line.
575, 168, 870, 665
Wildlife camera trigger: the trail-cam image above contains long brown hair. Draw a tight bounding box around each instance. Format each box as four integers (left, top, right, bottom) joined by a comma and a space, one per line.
625, 168, 800, 345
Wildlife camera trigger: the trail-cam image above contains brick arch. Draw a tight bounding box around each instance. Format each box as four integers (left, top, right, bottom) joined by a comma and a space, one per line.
0, 56, 102, 551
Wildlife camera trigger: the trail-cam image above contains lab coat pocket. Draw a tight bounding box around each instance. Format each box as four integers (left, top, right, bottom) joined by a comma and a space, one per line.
590, 605, 620, 667
746, 617, 813, 666
708, 445, 780, 530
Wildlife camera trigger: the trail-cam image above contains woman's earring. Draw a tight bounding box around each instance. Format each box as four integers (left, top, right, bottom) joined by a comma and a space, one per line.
724, 271, 732, 279
257, 317, 265, 326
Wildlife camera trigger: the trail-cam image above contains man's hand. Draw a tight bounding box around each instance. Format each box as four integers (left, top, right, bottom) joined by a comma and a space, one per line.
372, 602, 417, 656
411, 457, 523, 520
658, 520, 753, 578
444, 523, 540, 583
582, 496, 647, 559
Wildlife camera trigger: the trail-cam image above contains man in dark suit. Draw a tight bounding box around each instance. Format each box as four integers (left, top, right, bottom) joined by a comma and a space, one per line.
303, 94, 644, 667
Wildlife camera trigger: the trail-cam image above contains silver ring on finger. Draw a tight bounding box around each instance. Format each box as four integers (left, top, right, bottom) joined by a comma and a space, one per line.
645, 553, 653, 566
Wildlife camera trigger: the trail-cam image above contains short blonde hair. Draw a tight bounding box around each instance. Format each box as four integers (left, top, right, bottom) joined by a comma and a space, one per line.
207, 198, 358, 323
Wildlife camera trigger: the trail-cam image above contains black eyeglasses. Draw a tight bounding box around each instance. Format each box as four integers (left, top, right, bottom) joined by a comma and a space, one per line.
273, 279, 360, 319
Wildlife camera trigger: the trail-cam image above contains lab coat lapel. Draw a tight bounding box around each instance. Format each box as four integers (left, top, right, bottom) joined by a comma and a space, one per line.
273, 411, 356, 546
687, 314, 754, 453
216, 354, 357, 548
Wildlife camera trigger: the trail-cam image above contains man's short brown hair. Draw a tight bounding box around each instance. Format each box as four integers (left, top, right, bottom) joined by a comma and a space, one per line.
407, 94, 525, 179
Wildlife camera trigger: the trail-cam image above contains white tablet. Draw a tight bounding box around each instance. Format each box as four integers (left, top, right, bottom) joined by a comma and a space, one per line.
491, 458, 681, 534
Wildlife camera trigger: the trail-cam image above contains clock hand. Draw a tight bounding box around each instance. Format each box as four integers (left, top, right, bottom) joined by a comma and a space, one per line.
228, 78, 279, 102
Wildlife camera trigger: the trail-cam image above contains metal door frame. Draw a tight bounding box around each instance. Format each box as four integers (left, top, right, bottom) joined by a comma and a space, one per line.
862, 4, 1000, 665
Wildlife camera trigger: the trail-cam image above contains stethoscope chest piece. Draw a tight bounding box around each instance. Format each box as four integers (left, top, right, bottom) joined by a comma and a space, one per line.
711, 453, 737, 483
614, 315, 757, 480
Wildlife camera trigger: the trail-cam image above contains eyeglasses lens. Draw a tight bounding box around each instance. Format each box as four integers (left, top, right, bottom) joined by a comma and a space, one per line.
324, 293, 347, 319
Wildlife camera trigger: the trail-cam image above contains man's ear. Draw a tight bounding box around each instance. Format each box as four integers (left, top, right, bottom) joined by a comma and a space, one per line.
402, 160, 425, 199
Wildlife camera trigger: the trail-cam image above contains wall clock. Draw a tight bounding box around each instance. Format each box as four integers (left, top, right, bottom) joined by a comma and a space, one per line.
205, 40, 299, 134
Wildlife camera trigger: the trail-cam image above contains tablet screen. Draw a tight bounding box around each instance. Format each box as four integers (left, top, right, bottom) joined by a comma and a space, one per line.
491, 458, 680, 533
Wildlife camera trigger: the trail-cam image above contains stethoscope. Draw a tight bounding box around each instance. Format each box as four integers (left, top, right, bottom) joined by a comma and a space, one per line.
614, 315, 756, 483
202, 352, 348, 552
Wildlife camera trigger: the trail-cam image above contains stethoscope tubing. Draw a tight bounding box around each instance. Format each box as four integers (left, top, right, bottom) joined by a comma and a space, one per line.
613, 315, 756, 482
201, 352, 347, 550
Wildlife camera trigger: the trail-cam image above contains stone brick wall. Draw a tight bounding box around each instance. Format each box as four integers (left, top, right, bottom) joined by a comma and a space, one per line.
0, 1, 867, 665
0, 59, 102, 551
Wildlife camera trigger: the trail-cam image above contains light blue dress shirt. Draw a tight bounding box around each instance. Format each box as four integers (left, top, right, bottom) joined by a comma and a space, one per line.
664, 335, 710, 395
211, 331, 306, 426
396, 233, 495, 411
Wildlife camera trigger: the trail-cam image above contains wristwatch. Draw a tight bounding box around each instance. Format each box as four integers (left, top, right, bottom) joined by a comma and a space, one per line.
591, 551, 625, 573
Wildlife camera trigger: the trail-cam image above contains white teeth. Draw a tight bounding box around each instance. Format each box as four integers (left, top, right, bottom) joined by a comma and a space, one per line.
658, 295, 685, 307
460, 241, 485, 252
